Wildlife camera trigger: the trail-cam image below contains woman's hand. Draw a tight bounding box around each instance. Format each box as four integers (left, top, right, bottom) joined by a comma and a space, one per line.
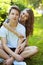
18, 44, 25, 54
18, 35, 24, 38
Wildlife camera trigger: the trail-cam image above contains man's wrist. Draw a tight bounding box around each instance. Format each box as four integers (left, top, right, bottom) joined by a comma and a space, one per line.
11, 57, 14, 61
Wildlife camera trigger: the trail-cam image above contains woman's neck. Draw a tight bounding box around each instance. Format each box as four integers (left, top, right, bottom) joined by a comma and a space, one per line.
21, 20, 25, 26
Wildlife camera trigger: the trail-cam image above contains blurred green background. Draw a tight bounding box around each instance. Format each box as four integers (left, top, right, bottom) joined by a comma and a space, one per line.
0, 0, 43, 65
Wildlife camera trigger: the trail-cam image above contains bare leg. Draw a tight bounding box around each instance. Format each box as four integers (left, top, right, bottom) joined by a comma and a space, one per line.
20, 46, 38, 58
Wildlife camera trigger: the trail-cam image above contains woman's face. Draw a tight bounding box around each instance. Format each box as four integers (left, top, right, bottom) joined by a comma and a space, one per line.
20, 10, 29, 22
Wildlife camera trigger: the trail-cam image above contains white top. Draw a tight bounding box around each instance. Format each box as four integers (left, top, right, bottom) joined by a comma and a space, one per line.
0, 23, 26, 48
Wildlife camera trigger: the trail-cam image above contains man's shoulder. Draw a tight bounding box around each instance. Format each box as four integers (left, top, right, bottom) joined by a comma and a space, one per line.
4, 18, 9, 23
18, 23, 25, 29
1, 26, 8, 32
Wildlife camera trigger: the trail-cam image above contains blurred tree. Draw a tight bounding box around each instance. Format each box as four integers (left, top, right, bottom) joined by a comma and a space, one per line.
0, 0, 43, 27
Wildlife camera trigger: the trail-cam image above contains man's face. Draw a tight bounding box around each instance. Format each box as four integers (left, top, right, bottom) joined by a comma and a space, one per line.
8, 9, 19, 22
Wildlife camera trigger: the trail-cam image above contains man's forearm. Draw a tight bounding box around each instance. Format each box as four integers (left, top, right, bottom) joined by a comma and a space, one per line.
1, 37, 17, 58
3, 44, 17, 58
0, 49, 10, 60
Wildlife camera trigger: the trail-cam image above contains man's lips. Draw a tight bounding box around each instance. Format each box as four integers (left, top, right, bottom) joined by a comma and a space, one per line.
13, 18, 16, 20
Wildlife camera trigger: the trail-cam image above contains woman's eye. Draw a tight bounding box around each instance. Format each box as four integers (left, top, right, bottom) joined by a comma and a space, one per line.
23, 13, 25, 15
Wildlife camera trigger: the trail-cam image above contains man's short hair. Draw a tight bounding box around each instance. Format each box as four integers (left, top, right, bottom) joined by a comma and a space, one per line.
9, 5, 20, 14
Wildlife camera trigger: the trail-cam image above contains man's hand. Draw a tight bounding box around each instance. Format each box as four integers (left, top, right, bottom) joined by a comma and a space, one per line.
3, 57, 14, 65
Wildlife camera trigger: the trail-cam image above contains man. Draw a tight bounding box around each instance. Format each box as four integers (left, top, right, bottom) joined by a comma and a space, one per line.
0, 5, 26, 65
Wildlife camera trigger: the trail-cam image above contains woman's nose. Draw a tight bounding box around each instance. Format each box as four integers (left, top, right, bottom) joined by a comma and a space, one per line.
22, 15, 25, 18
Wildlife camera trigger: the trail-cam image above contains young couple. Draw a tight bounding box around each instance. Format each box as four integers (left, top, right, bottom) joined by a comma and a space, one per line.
0, 5, 38, 65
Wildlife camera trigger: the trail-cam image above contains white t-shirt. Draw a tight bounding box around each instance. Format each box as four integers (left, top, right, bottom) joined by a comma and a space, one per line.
0, 23, 26, 48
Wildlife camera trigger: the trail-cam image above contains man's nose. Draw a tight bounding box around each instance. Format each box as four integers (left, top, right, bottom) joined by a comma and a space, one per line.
14, 15, 16, 18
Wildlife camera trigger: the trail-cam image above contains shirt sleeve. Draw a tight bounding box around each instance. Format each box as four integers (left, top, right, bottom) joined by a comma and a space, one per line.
20, 26, 26, 39
18, 24, 26, 39
4, 19, 9, 23
0, 26, 7, 37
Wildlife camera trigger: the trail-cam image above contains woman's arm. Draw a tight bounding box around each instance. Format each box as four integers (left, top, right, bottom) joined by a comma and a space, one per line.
16, 37, 29, 53
3, 22, 24, 38
15, 38, 27, 54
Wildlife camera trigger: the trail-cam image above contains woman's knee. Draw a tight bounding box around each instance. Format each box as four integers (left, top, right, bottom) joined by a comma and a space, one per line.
32, 46, 38, 53
26, 46, 38, 53
29, 46, 38, 57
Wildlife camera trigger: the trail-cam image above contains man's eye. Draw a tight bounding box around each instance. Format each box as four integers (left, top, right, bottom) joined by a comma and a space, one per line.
16, 14, 19, 16
12, 13, 14, 15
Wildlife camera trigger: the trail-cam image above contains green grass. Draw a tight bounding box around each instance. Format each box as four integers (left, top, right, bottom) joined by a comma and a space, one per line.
25, 15, 43, 65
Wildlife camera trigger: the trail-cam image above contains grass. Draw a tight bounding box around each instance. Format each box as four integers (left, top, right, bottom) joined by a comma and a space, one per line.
25, 14, 43, 65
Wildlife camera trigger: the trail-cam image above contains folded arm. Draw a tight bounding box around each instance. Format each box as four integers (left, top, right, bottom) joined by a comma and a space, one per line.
1, 37, 24, 61
3, 22, 24, 38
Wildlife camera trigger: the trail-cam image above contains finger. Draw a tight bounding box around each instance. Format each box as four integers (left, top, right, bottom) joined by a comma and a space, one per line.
18, 46, 21, 49
19, 49, 22, 53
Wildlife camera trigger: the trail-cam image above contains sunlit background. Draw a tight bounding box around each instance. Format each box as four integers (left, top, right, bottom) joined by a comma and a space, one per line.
0, 0, 43, 65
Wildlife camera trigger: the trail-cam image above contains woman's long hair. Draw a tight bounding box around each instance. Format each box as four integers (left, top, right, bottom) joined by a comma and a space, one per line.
25, 9, 34, 37
20, 9, 34, 37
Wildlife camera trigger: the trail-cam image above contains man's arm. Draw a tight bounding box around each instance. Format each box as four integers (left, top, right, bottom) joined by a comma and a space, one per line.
1, 37, 16, 57
1, 37, 24, 61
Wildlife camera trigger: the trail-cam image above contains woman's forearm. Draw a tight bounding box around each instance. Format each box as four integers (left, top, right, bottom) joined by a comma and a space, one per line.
3, 23, 24, 38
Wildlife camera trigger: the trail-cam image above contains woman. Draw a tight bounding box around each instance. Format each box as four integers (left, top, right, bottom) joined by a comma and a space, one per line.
3, 8, 38, 58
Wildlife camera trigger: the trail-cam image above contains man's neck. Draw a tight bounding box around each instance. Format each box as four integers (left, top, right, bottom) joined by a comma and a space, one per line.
9, 21, 18, 29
